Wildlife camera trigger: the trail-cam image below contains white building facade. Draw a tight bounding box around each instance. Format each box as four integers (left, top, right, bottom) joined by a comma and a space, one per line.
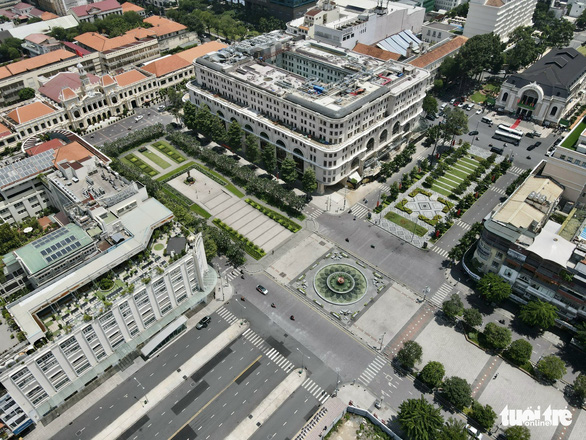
187, 33, 429, 192
463, 0, 537, 41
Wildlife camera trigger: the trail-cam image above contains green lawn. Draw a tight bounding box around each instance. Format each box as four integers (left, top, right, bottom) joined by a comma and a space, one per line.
156, 162, 195, 182
153, 140, 186, 163
190, 203, 212, 219
578, 46, 586, 56
122, 153, 159, 177
561, 121, 586, 150
449, 166, 473, 179
384, 212, 428, 236
153, 243, 164, 251
469, 91, 486, 103
459, 157, 480, 168
431, 184, 453, 197
141, 150, 171, 169
436, 176, 459, 188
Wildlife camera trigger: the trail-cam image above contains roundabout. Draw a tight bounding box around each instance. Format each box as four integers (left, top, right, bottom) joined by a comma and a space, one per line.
313, 264, 368, 305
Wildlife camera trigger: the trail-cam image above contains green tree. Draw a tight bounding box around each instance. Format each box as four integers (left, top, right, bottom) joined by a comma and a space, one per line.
462, 308, 483, 328
280, 156, 298, 186
442, 293, 463, 320
396, 340, 423, 370
302, 168, 317, 194
505, 27, 542, 71
442, 107, 468, 140
519, 300, 558, 330
477, 273, 511, 303
447, 2, 469, 18
227, 120, 243, 149
18, 87, 35, 101
398, 396, 444, 440
262, 144, 277, 174
418, 361, 445, 389
245, 134, 260, 163
193, 104, 214, 137
505, 339, 533, 365
483, 322, 512, 350
575, 322, 586, 348
422, 94, 438, 115
49, 26, 68, 41
470, 401, 497, 431
442, 376, 472, 410
456, 33, 504, 77
573, 373, 586, 403
438, 418, 468, 440
578, 9, 586, 30
209, 115, 227, 144
536, 355, 566, 382
438, 56, 460, 83
505, 425, 531, 440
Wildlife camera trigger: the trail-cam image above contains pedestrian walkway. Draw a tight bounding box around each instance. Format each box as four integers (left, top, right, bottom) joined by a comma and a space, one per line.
384, 304, 435, 357
304, 205, 324, 220
429, 283, 453, 306
350, 203, 369, 219
431, 245, 450, 258
216, 306, 238, 324
508, 165, 525, 175
301, 377, 330, 404
490, 186, 507, 195
242, 328, 295, 373
221, 268, 240, 283
358, 356, 387, 386
454, 219, 472, 231
471, 356, 503, 399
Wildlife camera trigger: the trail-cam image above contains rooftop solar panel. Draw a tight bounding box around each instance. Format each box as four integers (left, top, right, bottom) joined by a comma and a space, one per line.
0, 150, 55, 189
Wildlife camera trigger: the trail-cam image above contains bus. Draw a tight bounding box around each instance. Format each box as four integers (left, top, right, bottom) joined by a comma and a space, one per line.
497, 124, 524, 137
492, 130, 521, 146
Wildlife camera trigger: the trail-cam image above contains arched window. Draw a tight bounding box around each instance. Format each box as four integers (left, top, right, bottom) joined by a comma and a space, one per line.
502, 92, 508, 102
550, 106, 558, 116
392, 122, 400, 134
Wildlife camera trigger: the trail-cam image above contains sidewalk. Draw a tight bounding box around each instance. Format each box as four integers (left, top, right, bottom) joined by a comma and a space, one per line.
336, 382, 397, 422
26, 291, 232, 440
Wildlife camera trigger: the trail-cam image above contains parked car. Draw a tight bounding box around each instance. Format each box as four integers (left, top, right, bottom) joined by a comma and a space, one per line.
465, 424, 483, 440
457, 102, 466, 108
534, 141, 542, 147
553, 138, 562, 146
135, 115, 143, 122
449, 98, 456, 105
426, 113, 436, 121
475, 108, 482, 115
469, 130, 479, 136
256, 285, 268, 295
527, 144, 537, 151
196, 316, 211, 329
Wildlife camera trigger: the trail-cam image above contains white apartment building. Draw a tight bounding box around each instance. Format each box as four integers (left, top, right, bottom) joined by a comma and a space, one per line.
187, 32, 430, 192
287, 0, 425, 49
463, 0, 537, 41
434, 0, 467, 10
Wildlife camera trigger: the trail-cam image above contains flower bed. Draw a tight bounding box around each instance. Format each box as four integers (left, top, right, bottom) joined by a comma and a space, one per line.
246, 199, 301, 232
395, 199, 413, 214
212, 218, 266, 260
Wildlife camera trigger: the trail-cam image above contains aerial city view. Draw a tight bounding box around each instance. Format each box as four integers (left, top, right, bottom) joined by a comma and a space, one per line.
0, 0, 585, 439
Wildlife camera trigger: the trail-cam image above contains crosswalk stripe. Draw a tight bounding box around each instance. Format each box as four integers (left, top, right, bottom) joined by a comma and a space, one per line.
350, 203, 369, 219
431, 246, 449, 258
302, 378, 311, 387
320, 395, 330, 404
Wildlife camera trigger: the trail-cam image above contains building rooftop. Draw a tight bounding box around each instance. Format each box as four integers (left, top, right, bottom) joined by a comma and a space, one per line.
120, 2, 144, 13
39, 71, 101, 103
143, 15, 186, 37
197, 33, 427, 119
5, 15, 79, 40
12, 224, 93, 275
0, 49, 77, 80
485, 0, 505, 6
505, 48, 586, 99
7, 198, 173, 343
493, 175, 564, 230
527, 220, 576, 267
141, 54, 191, 77
61, 41, 92, 56
408, 35, 468, 69
24, 33, 51, 44
74, 30, 154, 52
175, 41, 229, 64
114, 69, 148, 87
0, 122, 12, 139
377, 30, 421, 57
0, 149, 55, 190
6, 101, 56, 124
424, 22, 459, 31
352, 43, 400, 61
71, 0, 121, 18
41, 11, 59, 20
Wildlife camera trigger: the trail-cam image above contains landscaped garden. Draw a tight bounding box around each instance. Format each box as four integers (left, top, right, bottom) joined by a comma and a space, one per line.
246, 199, 301, 232
384, 211, 428, 237
154, 140, 186, 163
140, 149, 171, 169
122, 153, 159, 177
561, 120, 586, 150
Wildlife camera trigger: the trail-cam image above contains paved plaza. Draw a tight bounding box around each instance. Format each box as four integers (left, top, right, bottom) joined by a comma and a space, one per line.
168, 170, 293, 253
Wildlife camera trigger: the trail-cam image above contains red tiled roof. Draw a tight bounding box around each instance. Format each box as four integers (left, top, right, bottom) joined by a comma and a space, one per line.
175, 41, 228, 64
0, 49, 76, 80
121, 2, 144, 13
305, 8, 321, 17
0, 122, 12, 139
26, 138, 65, 156
141, 54, 191, 77
38, 71, 100, 103
114, 69, 147, 87
143, 16, 186, 37
61, 41, 92, 56
409, 36, 468, 69
24, 33, 50, 44
352, 43, 401, 61
71, 0, 121, 17
41, 11, 59, 20
101, 74, 115, 86
75, 30, 154, 52
7, 101, 56, 124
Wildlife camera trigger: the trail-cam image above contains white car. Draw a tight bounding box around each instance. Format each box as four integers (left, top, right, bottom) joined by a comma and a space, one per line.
465, 424, 483, 440
135, 115, 144, 122
475, 109, 482, 115
458, 102, 466, 108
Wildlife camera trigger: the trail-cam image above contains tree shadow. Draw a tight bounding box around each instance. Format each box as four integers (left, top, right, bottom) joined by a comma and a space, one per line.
555, 343, 586, 378
434, 311, 456, 328
413, 377, 433, 394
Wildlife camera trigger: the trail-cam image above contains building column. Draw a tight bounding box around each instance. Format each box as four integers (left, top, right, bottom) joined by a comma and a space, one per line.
317, 182, 325, 195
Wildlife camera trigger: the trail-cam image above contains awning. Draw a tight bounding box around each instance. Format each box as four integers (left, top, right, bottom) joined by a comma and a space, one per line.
140, 315, 187, 358
348, 171, 361, 182
559, 119, 570, 127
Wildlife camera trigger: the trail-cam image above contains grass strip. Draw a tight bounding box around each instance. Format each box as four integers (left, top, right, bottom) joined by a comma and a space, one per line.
123, 153, 159, 177
384, 211, 427, 236
212, 218, 266, 260
141, 150, 171, 169
245, 198, 301, 232
192, 163, 245, 198
153, 140, 186, 163
156, 161, 196, 182
189, 203, 211, 219
561, 121, 585, 150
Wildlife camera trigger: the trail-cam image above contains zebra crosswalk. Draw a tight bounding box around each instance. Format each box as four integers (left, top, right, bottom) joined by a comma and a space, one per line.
455, 219, 471, 231
216, 306, 238, 324
379, 184, 390, 194
490, 186, 507, 196
429, 283, 453, 306
508, 166, 525, 175
358, 356, 387, 386
301, 377, 330, 404
242, 328, 295, 373
431, 246, 449, 258
350, 203, 369, 219
221, 269, 239, 283
305, 206, 324, 220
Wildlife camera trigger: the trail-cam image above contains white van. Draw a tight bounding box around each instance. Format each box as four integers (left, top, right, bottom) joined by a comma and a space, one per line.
481, 116, 493, 124
440, 103, 447, 110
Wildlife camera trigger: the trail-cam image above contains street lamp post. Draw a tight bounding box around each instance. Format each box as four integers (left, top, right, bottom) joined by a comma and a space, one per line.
296, 347, 308, 371
422, 286, 430, 302
133, 377, 148, 406
379, 332, 386, 351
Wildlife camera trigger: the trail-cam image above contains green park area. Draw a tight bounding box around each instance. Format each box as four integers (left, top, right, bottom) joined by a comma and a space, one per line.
561, 121, 585, 150
122, 153, 159, 177
384, 211, 427, 237
431, 156, 480, 197
140, 149, 171, 169
154, 140, 186, 163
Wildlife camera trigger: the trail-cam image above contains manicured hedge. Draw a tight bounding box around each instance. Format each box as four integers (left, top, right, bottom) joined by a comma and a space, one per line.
212, 218, 266, 260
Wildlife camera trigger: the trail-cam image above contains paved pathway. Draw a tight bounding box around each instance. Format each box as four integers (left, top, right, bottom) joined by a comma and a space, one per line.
471, 356, 503, 399
383, 304, 434, 358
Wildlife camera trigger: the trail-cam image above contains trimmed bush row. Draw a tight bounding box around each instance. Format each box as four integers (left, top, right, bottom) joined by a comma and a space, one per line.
408, 188, 433, 198
212, 218, 266, 260
396, 199, 412, 214
245, 199, 301, 232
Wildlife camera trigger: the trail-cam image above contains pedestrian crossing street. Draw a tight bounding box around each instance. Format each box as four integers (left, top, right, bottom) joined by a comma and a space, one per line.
429, 283, 453, 306
454, 219, 471, 231
350, 203, 369, 219
301, 377, 330, 404
305, 206, 324, 220
508, 166, 525, 175
431, 246, 449, 258
242, 328, 295, 374
216, 306, 238, 324
221, 269, 239, 283
358, 356, 387, 386
490, 186, 507, 196
379, 184, 390, 195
